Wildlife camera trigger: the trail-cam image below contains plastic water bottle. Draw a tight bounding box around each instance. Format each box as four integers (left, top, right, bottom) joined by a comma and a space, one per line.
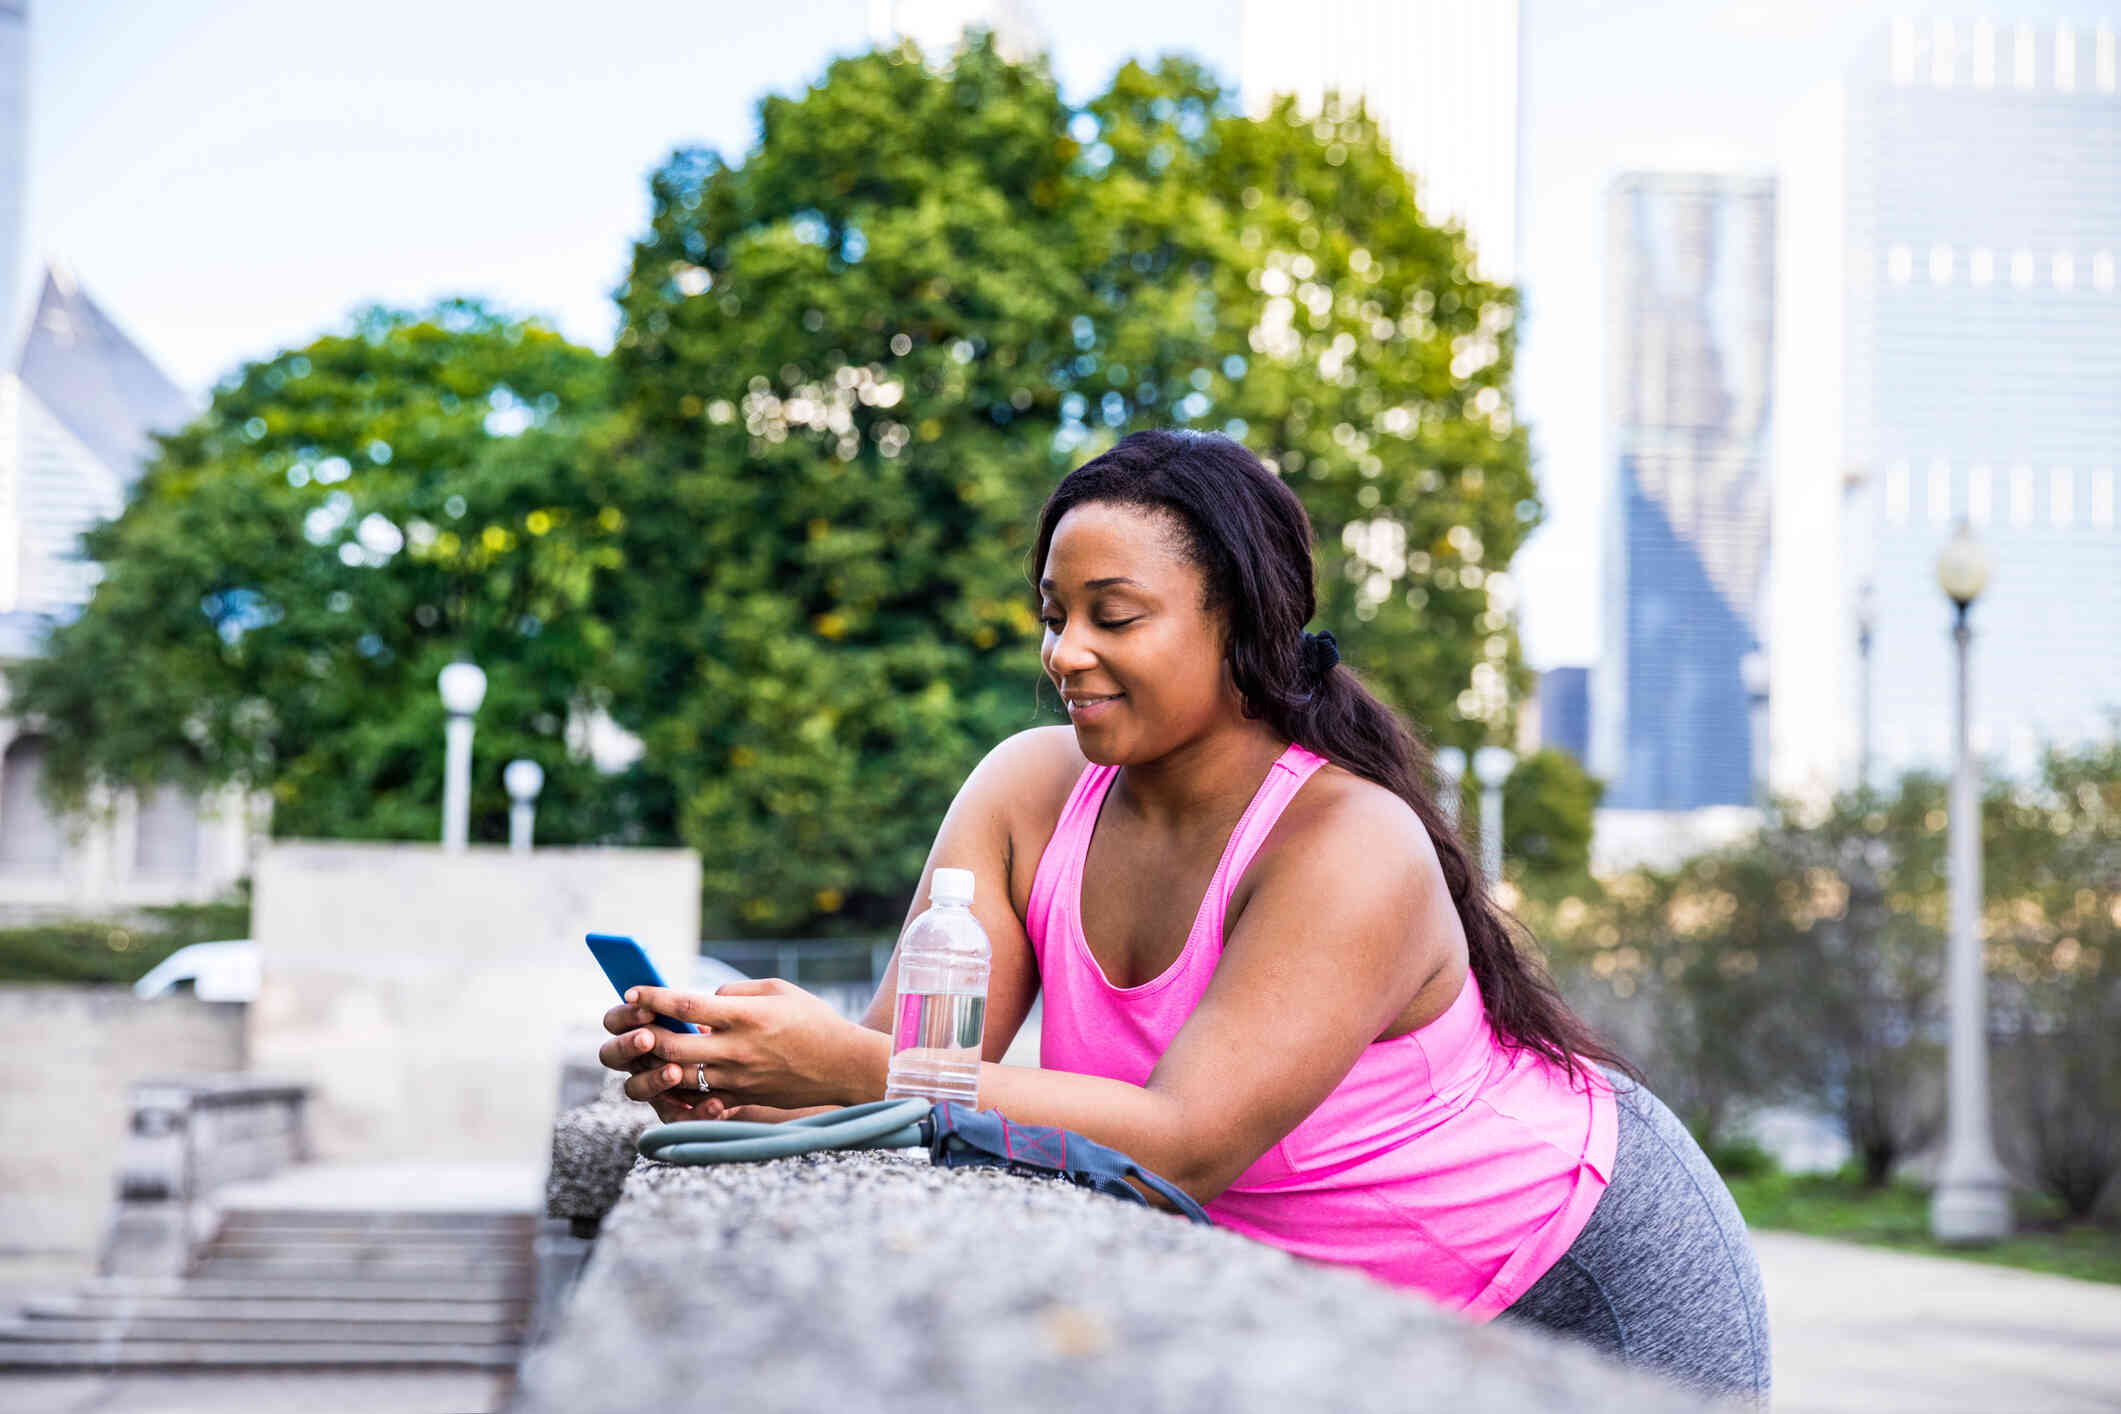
884, 867, 990, 1108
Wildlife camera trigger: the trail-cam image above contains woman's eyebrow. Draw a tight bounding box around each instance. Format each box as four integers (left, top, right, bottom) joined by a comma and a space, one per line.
1038, 575, 1148, 592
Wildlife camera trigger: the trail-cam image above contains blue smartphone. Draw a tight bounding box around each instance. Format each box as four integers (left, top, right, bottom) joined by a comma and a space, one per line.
586, 933, 699, 1033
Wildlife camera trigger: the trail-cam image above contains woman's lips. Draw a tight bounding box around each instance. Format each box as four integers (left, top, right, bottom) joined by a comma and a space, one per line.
1064, 693, 1123, 722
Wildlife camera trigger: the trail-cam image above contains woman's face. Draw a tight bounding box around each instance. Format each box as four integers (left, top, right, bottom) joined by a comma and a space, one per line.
1038, 501, 1238, 762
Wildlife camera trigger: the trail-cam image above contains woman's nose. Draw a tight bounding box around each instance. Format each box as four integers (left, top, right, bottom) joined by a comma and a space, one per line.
1045, 620, 1096, 674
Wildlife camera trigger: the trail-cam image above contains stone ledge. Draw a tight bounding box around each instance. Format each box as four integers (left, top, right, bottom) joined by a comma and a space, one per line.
515, 1148, 1718, 1413
543, 1082, 656, 1228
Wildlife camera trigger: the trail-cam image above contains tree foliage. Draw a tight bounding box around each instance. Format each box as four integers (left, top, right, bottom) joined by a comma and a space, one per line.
9, 301, 633, 844
1534, 738, 2121, 1213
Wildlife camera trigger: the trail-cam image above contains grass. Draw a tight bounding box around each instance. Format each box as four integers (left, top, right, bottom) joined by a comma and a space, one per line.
1725, 1165, 2121, 1286
0, 894, 251, 985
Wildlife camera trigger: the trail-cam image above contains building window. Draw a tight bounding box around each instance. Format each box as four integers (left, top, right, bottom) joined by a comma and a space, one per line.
1929, 244, 1954, 283
1887, 459, 1912, 524
2012, 249, 2036, 287
2057, 22, 2077, 91
2054, 251, 2076, 289
1968, 464, 1994, 525
133, 782, 202, 880
2099, 24, 2118, 92
2094, 252, 2115, 293
1928, 459, 1953, 523
2052, 468, 2075, 528
2011, 464, 2036, 526
1974, 20, 1997, 87
1970, 247, 1995, 285
1892, 17, 1919, 84
2016, 22, 2038, 87
2093, 469, 2116, 530
1888, 245, 1914, 283
1933, 18, 1958, 85
0, 738, 66, 875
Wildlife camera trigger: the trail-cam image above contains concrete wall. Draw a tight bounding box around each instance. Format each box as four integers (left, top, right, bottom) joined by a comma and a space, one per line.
251, 842, 699, 1167
0, 985, 246, 1256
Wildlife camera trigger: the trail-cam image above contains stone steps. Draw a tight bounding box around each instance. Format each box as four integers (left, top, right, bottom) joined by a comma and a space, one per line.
75, 1275, 532, 1301
0, 1340, 522, 1367
23, 1295, 527, 1323
216, 1212, 535, 1234
0, 1203, 532, 1370
2, 1316, 520, 1343
192, 1257, 534, 1279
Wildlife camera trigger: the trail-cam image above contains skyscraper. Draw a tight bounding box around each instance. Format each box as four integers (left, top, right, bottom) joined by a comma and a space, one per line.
1773, 16, 2121, 797
3, 266, 193, 612
1593, 171, 1776, 812
1240, 0, 1521, 281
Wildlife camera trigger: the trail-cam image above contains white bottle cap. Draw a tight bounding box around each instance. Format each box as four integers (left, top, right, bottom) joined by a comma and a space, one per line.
930, 867, 975, 907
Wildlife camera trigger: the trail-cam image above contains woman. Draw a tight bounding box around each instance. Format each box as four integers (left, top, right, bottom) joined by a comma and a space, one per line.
598, 429, 1770, 1404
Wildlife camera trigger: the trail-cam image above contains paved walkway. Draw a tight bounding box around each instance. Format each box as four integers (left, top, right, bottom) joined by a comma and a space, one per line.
1754, 1231, 2121, 1412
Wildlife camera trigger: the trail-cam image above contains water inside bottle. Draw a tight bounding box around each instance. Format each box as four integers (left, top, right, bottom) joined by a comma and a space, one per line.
885, 990, 985, 1103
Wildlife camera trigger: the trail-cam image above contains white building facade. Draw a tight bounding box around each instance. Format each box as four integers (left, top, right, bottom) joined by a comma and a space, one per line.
0, 270, 250, 919
1240, 0, 1521, 282
1772, 16, 2121, 801
0, 2, 251, 916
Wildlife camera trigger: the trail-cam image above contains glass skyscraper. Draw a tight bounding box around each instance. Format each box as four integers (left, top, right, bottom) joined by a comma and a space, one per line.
1593, 172, 1776, 811
1773, 16, 2121, 796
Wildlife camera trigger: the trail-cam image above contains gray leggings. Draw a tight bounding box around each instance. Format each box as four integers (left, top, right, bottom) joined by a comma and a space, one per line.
1498, 1076, 1772, 1407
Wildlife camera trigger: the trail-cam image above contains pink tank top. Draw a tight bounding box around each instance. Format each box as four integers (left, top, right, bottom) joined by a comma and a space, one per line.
1026, 741, 1616, 1320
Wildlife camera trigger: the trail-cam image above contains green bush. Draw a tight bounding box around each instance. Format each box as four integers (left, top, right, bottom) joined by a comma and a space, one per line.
0, 888, 251, 986
1704, 1137, 1778, 1181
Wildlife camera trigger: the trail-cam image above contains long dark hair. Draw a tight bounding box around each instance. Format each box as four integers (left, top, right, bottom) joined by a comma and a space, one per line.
1032, 429, 1629, 1083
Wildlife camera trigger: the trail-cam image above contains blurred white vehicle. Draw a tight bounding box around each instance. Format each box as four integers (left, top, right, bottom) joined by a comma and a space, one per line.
132, 939, 259, 1003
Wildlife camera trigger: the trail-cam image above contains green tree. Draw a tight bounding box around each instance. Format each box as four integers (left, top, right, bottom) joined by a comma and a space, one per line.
9, 301, 632, 844
1538, 742, 2121, 1202
1502, 747, 1604, 888
605, 37, 1545, 934
1985, 737, 2121, 1218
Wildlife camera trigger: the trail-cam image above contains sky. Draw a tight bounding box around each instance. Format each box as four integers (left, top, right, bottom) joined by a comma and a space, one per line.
19, 0, 2107, 667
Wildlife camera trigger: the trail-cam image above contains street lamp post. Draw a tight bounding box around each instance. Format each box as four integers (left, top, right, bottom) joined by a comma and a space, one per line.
437, 661, 487, 852
1930, 522, 2010, 1243
1434, 747, 1467, 830
1741, 649, 1771, 810
504, 759, 545, 854
1472, 746, 1515, 887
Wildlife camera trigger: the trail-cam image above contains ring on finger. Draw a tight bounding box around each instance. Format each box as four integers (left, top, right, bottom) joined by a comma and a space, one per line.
695, 1061, 709, 1093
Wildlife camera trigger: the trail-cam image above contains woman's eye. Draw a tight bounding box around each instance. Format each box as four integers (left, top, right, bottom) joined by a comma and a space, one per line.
1038, 614, 1137, 631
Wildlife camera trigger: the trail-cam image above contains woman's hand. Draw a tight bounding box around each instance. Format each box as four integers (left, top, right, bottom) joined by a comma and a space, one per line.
596, 978, 876, 1124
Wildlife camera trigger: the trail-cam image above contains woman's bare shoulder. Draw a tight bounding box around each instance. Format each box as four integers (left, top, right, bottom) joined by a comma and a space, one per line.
965, 726, 1087, 827
1266, 759, 1440, 880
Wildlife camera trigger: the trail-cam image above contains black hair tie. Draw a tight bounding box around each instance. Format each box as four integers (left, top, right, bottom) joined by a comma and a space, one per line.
1300, 629, 1339, 683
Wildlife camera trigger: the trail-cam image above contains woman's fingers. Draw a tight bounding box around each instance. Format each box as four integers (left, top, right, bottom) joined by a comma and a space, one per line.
597, 1024, 662, 1073
625, 986, 747, 1031
601, 1002, 656, 1036
624, 1058, 690, 1103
